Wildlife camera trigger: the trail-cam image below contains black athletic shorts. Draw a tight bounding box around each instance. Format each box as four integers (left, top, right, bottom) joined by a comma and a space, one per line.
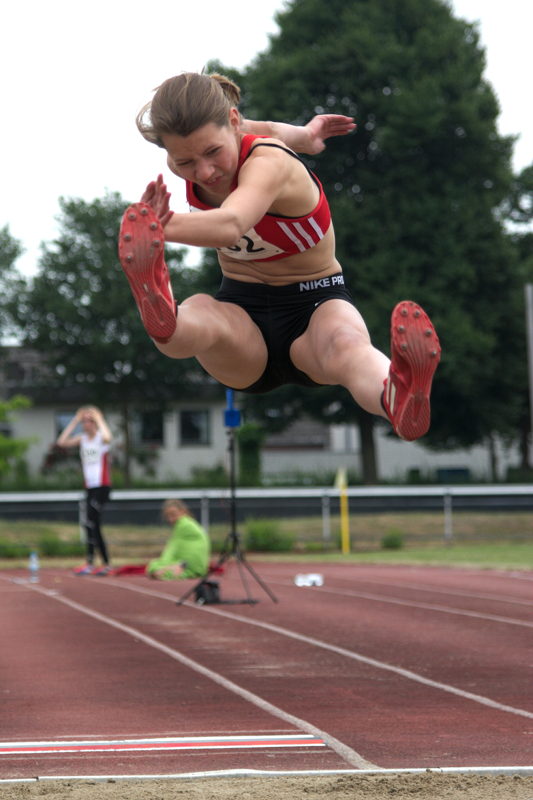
215, 273, 356, 393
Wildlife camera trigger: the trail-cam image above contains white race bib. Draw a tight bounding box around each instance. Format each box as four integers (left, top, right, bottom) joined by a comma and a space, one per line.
218, 228, 284, 261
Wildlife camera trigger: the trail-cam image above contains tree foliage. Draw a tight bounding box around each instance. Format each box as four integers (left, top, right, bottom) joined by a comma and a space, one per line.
236, 422, 265, 485
0, 226, 26, 341
8, 192, 211, 399
6, 192, 220, 480
502, 164, 533, 467
0, 395, 33, 481
208, 0, 522, 475
0, 228, 34, 484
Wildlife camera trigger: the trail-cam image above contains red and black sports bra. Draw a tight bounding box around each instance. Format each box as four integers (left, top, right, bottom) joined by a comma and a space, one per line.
185, 134, 332, 262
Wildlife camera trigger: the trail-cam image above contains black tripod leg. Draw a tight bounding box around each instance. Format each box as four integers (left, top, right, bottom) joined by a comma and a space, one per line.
234, 556, 256, 604
238, 555, 278, 603
175, 580, 199, 606
176, 551, 229, 606
177, 415, 278, 607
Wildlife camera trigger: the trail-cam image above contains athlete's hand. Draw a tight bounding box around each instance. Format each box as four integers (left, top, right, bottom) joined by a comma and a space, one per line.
301, 114, 356, 154
141, 174, 174, 228
86, 406, 103, 424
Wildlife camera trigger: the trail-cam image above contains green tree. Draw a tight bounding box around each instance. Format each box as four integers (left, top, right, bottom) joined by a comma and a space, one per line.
0, 228, 35, 484
7, 193, 218, 483
506, 165, 533, 229
0, 226, 26, 341
227, 0, 518, 481
0, 395, 33, 482
502, 164, 533, 470
236, 422, 265, 485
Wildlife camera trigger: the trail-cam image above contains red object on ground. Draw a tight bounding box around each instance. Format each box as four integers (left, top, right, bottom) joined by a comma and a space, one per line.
110, 564, 148, 575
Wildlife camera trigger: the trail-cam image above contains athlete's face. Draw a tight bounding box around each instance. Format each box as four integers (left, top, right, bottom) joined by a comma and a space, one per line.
81, 416, 97, 435
162, 110, 241, 196
164, 506, 183, 524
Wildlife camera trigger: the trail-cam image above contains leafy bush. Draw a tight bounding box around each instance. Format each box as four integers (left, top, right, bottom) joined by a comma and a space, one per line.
38, 533, 85, 557
381, 530, 404, 550
188, 464, 228, 487
0, 538, 30, 558
264, 469, 362, 487
302, 541, 336, 553
237, 423, 265, 486
244, 518, 295, 552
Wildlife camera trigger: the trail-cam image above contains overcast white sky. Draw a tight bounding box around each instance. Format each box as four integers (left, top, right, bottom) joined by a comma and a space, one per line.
1, 0, 531, 276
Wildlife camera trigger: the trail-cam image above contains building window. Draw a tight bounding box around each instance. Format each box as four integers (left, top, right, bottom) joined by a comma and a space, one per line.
139, 410, 164, 445
180, 409, 210, 446
55, 411, 78, 439
5, 361, 25, 384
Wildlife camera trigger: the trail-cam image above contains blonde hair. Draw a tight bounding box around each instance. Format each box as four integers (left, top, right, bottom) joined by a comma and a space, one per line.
79, 405, 99, 421
162, 498, 190, 516
136, 72, 241, 147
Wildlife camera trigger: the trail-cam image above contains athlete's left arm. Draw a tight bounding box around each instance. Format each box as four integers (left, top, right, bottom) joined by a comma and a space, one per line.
89, 407, 113, 444
240, 114, 356, 154
141, 175, 173, 227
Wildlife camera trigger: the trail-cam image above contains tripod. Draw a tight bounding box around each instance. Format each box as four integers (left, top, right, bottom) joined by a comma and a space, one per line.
177, 391, 277, 606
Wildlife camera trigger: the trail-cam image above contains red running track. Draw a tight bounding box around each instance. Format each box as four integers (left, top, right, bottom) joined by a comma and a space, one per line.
1, 561, 532, 779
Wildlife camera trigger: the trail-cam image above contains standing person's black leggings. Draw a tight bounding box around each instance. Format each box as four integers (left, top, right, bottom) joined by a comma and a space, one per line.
85, 486, 111, 565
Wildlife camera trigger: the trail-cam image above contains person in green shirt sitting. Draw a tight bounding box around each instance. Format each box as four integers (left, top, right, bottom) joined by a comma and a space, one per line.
146, 499, 210, 580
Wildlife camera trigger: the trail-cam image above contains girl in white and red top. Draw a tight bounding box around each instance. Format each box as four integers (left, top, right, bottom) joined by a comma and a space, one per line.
119, 72, 440, 442
57, 406, 112, 575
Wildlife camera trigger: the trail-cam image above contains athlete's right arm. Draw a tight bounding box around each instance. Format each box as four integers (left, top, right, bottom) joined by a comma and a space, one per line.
56, 410, 82, 448
145, 147, 294, 249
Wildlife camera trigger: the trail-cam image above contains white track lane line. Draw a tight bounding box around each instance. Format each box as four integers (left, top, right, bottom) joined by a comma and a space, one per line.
20, 582, 377, 770
312, 574, 533, 608
266, 579, 533, 629
2, 764, 533, 784
98, 578, 533, 722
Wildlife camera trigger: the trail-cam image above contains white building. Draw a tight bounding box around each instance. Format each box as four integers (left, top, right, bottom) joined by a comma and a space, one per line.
0, 346, 521, 484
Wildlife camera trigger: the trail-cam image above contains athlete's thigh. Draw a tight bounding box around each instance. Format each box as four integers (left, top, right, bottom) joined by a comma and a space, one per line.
183, 295, 268, 389
290, 298, 370, 380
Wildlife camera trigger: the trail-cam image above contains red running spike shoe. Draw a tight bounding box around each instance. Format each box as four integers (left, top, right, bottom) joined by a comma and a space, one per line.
73, 563, 95, 576
118, 203, 177, 343
382, 301, 441, 441
93, 565, 113, 576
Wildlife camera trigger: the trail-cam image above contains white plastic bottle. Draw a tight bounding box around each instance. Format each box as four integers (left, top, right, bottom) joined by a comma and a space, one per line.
28, 550, 40, 583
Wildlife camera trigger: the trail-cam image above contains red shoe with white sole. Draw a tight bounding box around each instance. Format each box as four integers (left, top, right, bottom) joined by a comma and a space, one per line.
118, 203, 177, 343
73, 563, 95, 576
382, 301, 441, 441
